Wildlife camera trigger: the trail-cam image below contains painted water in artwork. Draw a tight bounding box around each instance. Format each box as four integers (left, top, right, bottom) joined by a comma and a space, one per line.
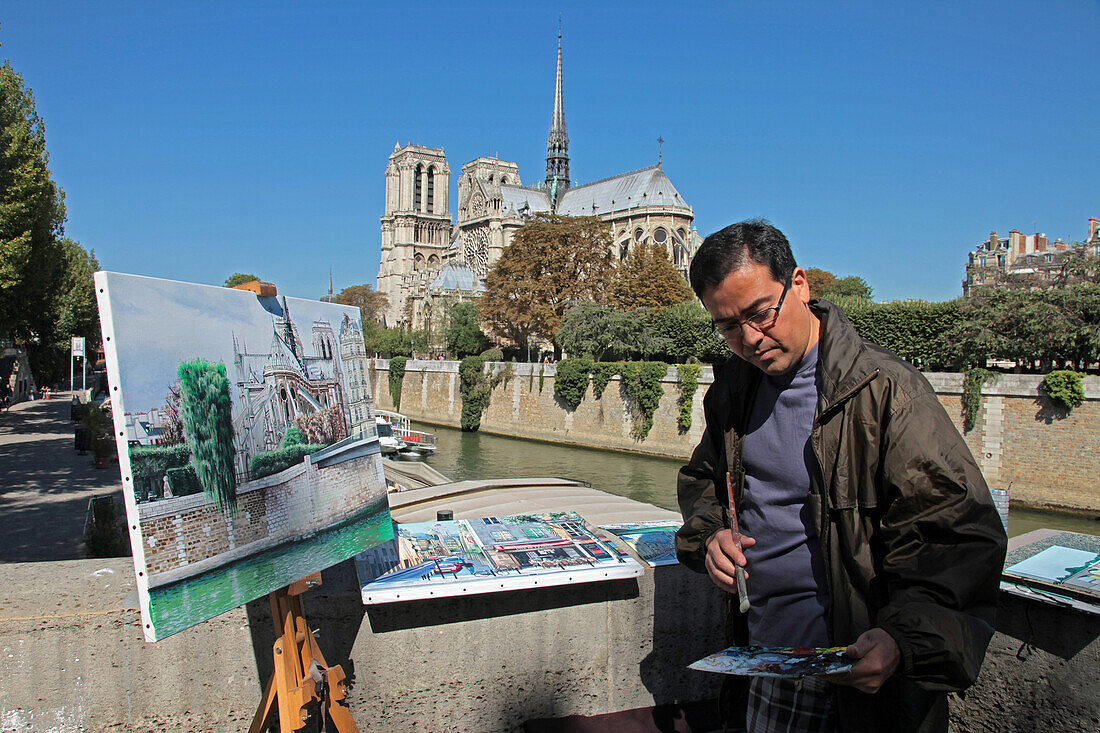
95, 272, 393, 641
356, 511, 644, 603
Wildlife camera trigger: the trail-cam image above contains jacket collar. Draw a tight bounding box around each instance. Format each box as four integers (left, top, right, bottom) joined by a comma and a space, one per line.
809, 299, 879, 414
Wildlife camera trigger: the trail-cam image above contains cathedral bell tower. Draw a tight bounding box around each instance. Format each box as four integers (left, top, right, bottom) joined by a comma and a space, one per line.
545, 28, 570, 209
376, 144, 452, 327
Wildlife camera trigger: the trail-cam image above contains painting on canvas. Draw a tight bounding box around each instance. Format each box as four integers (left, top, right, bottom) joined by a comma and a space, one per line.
600, 521, 680, 567
95, 272, 393, 641
689, 646, 853, 677
356, 511, 644, 603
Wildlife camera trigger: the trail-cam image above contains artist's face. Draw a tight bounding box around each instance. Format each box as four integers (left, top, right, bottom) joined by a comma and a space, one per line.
700, 261, 818, 376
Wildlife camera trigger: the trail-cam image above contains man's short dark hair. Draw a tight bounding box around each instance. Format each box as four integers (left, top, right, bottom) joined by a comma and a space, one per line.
688, 219, 796, 297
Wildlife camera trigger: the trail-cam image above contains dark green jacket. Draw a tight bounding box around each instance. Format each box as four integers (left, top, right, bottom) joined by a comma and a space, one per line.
676, 300, 1007, 733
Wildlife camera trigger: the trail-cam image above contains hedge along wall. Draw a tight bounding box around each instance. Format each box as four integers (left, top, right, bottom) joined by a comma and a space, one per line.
373, 360, 1100, 513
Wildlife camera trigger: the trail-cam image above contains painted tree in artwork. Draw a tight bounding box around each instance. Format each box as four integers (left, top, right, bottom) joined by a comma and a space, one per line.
177, 360, 237, 511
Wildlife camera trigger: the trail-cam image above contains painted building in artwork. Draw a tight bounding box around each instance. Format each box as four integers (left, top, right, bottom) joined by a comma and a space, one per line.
376, 31, 699, 329
338, 312, 373, 436
231, 297, 358, 478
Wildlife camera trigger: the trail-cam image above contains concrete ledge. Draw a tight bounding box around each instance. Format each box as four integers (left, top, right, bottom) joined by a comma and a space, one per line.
3, 556, 1098, 731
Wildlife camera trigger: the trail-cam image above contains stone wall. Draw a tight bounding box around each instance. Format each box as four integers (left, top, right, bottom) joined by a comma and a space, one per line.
374, 360, 1100, 512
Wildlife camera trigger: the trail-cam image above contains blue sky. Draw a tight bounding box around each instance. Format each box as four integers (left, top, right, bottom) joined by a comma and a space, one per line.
4, 1, 1098, 303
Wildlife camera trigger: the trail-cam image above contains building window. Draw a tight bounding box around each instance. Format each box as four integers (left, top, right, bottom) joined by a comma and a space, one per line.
620, 242, 629, 261
634, 228, 644, 242
426, 167, 435, 213
414, 164, 423, 211
653, 228, 667, 244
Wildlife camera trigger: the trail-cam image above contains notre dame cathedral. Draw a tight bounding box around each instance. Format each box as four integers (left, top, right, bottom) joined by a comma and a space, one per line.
375, 32, 698, 331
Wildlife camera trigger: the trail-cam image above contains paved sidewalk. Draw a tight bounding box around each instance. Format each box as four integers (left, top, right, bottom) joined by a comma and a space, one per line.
0, 393, 124, 562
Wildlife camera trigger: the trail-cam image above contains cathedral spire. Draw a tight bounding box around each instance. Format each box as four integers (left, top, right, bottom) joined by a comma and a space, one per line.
545, 23, 570, 207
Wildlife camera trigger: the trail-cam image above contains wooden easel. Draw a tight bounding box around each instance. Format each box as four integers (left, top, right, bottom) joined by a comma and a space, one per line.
249, 573, 359, 733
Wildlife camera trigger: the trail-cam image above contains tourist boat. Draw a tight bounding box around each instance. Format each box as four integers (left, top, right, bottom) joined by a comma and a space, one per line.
374, 409, 437, 457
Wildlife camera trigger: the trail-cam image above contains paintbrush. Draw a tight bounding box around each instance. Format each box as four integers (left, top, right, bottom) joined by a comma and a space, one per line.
725, 471, 750, 614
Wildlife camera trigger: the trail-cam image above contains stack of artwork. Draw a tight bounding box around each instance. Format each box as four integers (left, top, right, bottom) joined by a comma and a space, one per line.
1002, 529, 1100, 603
96, 272, 393, 641
356, 511, 644, 603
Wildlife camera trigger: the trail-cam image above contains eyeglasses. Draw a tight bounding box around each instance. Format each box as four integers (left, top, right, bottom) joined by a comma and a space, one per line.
711, 274, 792, 338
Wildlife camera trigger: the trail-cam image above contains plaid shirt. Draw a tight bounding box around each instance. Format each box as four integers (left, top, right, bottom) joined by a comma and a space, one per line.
745, 677, 835, 733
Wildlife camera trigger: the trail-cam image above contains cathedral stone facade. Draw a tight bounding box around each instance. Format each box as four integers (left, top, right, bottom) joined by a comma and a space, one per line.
376, 33, 698, 331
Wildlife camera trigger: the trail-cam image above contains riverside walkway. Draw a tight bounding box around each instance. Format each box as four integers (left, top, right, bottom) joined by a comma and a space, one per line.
0, 393, 123, 563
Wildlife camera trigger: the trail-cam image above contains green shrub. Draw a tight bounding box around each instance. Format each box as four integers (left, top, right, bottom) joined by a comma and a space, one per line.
166, 465, 203, 496
962, 368, 996, 433
554, 358, 592, 411
1041, 370, 1086, 411
388, 356, 407, 410
480, 347, 504, 362
282, 425, 306, 448
129, 443, 192, 479
620, 361, 668, 440
676, 363, 701, 433
539, 364, 545, 393
590, 362, 618, 399
250, 444, 327, 480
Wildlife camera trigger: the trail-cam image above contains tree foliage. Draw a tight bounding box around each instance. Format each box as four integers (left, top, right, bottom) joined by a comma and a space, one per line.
823, 275, 873, 301
445, 301, 490, 357
946, 285, 1100, 370
559, 301, 729, 364
224, 273, 260, 288
804, 268, 836, 299
334, 284, 389, 324
0, 61, 67, 343
27, 238, 101, 385
177, 360, 237, 511
481, 214, 615, 348
610, 241, 693, 310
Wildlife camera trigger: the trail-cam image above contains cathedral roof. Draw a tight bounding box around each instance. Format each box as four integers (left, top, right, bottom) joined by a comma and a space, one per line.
556, 165, 689, 217
500, 184, 552, 216
431, 262, 485, 293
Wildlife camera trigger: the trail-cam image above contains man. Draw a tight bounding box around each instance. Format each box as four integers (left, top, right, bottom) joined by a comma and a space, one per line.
676, 221, 1006, 732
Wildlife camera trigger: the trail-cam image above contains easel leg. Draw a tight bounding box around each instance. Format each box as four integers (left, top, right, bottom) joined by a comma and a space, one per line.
249, 576, 360, 733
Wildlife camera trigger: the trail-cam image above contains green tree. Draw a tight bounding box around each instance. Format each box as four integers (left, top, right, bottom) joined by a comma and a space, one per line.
27, 238, 101, 385
0, 61, 67, 343
334, 283, 389, 324
823, 275, 874, 301
558, 303, 639, 361
481, 214, 615, 349
804, 268, 836, 299
445, 301, 490, 357
177, 360, 237, 511
224, 273, 260, 288
610, 241, 693, 310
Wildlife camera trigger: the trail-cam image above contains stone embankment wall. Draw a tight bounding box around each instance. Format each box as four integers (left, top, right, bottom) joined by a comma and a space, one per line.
137, 448, 385, 578
373, 360, 1100, 513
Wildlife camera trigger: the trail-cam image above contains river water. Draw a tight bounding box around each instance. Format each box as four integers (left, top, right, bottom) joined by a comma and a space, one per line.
412, 421, 1099, 539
